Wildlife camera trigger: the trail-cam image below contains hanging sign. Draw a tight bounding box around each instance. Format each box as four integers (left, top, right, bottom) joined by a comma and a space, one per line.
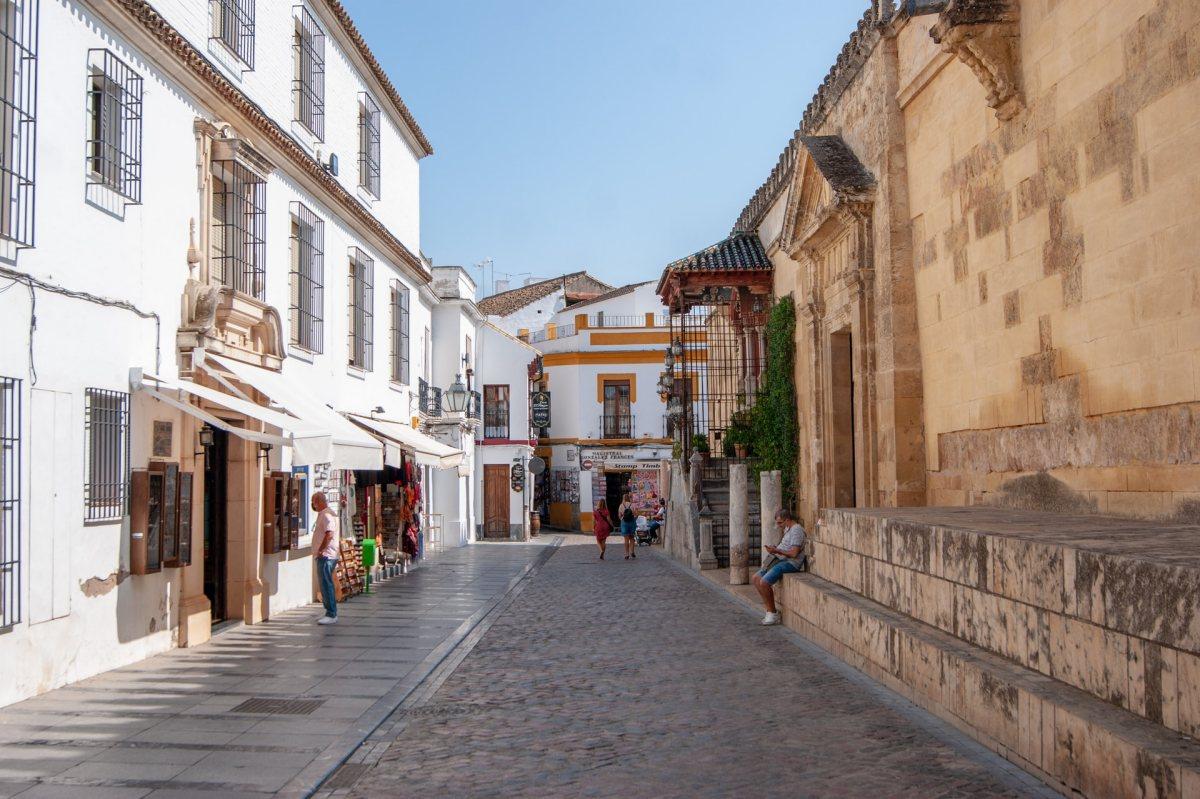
531, 391, 551, 428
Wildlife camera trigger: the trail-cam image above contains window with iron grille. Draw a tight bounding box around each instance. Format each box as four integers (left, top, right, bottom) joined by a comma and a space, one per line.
0, 0, 38, 248
210, 0, 254, 69
348, 247, 373, 370
85, 49, 142, 203
0, 376, 20, 629
483, 385, 509, 439
390, 281, 409, 384
289, 202, 323, 352
211, 159, 266, 299
293, 6, 324, 140
358, 93, 380, 197
85, 388, 130, 522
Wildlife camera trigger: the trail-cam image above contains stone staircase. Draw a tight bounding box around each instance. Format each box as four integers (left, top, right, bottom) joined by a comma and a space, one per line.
700, 460, 761, 568
778, 507, 1200, 799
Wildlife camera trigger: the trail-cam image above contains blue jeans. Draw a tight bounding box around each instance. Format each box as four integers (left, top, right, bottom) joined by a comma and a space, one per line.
317, 557, 338, 618
756, 560, 801, 585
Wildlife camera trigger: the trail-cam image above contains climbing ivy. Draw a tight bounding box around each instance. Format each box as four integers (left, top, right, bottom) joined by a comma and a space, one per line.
749, 296, 799, 511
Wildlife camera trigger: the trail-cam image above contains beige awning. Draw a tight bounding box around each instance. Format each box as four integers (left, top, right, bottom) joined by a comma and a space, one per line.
346, 414, 464, 470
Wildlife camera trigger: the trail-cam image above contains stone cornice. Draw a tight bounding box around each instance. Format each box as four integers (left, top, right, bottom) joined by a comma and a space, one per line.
110, 0, 430, 284
929, 0, 1023, 121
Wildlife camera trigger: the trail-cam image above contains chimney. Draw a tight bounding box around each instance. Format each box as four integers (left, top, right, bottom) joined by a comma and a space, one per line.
524, 277, 540, 286
493, 279, 510, 294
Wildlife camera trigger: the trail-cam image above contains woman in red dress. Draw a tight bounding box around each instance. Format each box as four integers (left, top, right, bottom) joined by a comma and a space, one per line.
592, 500, 613, 560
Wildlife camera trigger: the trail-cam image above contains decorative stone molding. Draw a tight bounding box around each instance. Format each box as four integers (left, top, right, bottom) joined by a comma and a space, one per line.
930, 0, 1022, 121
178, 279, 285, 372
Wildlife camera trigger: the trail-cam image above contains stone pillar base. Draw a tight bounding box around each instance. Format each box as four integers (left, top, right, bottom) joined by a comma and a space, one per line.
242, 577, 267, 625
178, 593, 212, 648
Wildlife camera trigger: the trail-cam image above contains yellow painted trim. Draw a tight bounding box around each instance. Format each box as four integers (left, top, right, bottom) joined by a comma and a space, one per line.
580, 511, 594, 532
547, 323, 557, 340
542, 350, 706, 366
597, 373, 637, 403
644, 312, 655, 327
534, 446, 553, 457
590, 331, 671, 346
575, 313, 589, 330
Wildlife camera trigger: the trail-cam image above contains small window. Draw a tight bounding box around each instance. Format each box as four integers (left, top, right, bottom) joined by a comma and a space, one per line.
86, 49, 142, 203
0, 375, 21, 628
289, 202, 324, 352
483, 385, 509, 440
348, 247, 374, 370
390, 281, 409, 384
210, 0, 255, 69
358, 93, 380, 197
293, 6, 324, 140
85, 388, 130, 522
0, 0, 37, 248
211, 158, 266, 299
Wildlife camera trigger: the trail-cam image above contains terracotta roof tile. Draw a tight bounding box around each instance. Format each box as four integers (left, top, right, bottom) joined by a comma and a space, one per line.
664, 233, 771, 274
477, 272, 613, 317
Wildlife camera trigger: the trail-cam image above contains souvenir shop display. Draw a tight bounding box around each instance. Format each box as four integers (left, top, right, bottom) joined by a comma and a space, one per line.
334, 538, 365, 601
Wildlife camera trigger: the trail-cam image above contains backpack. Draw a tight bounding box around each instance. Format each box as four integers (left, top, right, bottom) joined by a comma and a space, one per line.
622, 505, 635, 523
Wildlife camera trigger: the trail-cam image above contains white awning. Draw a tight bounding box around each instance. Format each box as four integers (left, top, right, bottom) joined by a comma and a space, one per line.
346, 414, 464, 470
196, 352, 383, 470
131, 370, 287, 449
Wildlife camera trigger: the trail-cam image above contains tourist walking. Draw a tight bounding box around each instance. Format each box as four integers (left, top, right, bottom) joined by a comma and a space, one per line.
593, 500, 613, 559
312, 492, 340, 625
618, 493, 637, 559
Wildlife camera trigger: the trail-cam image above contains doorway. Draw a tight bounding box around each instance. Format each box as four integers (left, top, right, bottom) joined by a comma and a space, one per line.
203, 428, 229, 622
483, 464, 509, 539
604, 471, 630, 520
830, 329, 856, 507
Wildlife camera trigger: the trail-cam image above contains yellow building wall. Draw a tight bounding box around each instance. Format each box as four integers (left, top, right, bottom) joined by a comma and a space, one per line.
901, 0, 1200, 520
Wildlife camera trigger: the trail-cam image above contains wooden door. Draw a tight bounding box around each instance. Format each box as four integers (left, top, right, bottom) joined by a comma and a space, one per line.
483, 465, 510, 539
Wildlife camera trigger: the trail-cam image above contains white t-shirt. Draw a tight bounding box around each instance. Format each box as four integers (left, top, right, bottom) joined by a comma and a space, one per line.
777, 523, 806, 560
314, 507, 340, 560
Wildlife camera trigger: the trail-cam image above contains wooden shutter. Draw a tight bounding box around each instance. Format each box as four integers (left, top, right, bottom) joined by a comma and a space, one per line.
263, 472, 280, 554
286, 475, 300, 550
161, 463, 180, 565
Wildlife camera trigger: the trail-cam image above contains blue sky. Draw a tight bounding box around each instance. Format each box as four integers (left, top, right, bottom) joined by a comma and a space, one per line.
342, 1, 868, 294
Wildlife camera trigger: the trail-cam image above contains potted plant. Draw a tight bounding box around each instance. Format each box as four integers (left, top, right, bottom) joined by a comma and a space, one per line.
726, 410, 753, 458
672, 439, 683, 461
691, 433, 711, 464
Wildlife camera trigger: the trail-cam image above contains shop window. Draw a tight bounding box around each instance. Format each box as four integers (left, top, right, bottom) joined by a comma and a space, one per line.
289, 201, 324, 352
358, 93, 380, 197
390, 281, 409, 384
211, 0, 254, 69
84, 388, 130, 521
0, 375, 20, 629
130, 462, 194, 574
483, 385, 509, 439
263, 471, 301, 554
293, 5, 324, 140
0, 0, 37, 248
348, 247, 374, 370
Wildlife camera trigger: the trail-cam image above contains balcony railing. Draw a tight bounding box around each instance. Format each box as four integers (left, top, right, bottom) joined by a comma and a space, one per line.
468, 390, 481, 420
429, 387, 443, 418
601, 414, 634, 439
418, 379, 443, 418
587, 314, 670, 328
483, 408, 509, 439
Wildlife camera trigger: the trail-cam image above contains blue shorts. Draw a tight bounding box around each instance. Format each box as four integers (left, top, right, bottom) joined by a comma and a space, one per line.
756, 561, 801, 585
620, 520, 636, 537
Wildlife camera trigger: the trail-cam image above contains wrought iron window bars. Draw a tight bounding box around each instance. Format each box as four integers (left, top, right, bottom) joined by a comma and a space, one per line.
293, 6, 324, 140
85, 388, 130, 522
348, 247, 374, 370
289, 201, 324, 352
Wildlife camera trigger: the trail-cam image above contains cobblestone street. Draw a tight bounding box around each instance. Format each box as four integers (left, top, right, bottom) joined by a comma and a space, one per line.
341, 539, 1059, 798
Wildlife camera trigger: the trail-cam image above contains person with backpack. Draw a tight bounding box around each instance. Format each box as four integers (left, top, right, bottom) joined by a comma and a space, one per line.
592, 500, 613, 560
618, 493, 637, 559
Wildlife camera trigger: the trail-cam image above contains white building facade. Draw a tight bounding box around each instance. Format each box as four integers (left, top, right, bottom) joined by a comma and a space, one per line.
529, 283, 673, 532
0, 0, 445, 706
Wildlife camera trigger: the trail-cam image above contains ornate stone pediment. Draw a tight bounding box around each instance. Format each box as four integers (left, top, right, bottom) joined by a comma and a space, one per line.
930, 0, 1022, 121
781, 136, 876, 257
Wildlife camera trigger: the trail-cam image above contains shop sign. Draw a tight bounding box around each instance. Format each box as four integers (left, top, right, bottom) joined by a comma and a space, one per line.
531, 391, 551, 428
511, 462, 526, 481
581, 459, 594, 471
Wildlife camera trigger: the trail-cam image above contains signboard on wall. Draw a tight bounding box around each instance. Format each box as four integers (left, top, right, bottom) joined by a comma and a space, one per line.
531, 391, 551, 428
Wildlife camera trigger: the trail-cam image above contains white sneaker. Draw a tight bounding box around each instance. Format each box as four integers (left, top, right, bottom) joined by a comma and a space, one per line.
760, 612, 781, 626
317, 616, 338, 625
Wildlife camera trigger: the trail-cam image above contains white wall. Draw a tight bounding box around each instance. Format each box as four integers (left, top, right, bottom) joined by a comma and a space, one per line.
0, 0, 427, 706
487, 290, 562, 337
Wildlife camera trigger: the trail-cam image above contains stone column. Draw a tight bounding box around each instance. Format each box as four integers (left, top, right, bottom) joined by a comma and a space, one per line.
698, 515, 717, 571
760, 470, 782, 562
729, 464, 749, 584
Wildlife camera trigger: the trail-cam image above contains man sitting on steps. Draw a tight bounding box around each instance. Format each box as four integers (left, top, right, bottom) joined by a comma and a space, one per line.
752, 508, 807, 626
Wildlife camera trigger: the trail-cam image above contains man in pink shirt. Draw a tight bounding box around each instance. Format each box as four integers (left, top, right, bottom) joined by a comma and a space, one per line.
312, 492, 340, 625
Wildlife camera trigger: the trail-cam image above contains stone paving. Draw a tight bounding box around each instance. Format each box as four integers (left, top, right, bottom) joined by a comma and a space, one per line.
0, 540, 553, 798
341, 537, 1061, 799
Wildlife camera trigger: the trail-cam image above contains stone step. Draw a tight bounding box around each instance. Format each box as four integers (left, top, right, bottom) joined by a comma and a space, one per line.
814, 508, 1200, 735
779, 572, 1200, 799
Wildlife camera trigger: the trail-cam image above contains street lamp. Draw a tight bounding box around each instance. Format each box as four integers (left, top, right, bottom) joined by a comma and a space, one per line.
664, 350, 675, 370
442, 373, 470, 414
195, 424, 215, 458
670, 339, 684, 358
